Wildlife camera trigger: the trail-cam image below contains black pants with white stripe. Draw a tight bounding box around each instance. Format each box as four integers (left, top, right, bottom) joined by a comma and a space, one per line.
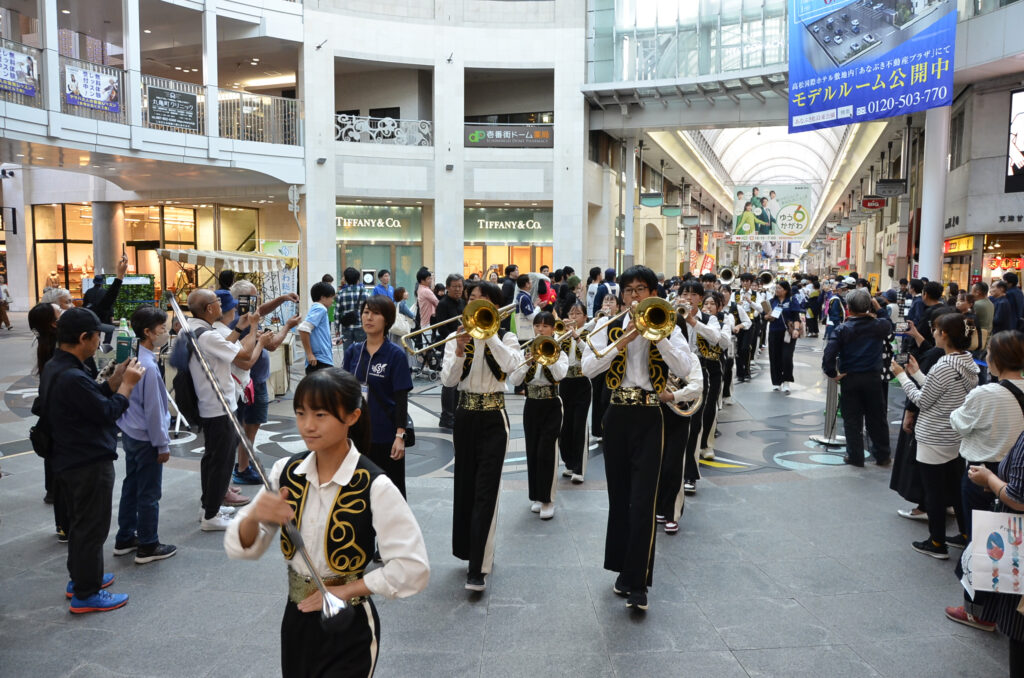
656, 405, 692, 522
602, 404, 664, 591
524, 397, 562, 503
281, 598, 379, 678
684, 364, 712, 483
452, 406, 509, 576
735, 328, 753, 380
558, 376, 592, 476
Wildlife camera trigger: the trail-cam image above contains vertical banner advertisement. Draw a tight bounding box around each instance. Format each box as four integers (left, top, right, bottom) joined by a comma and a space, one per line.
1007, 89, 1024, 194
64, 65, 120, 113
732, 185, 813, 241
788, 0, 956, 132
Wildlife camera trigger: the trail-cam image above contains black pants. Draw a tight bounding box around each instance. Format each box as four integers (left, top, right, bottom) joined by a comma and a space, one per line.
590, 373, 609, 437
58, 459, 115, 599
367, 441, 406, 499
699, 361, 723, 450
919, 457, 967, 544
767, 331, 795, 385
305, 361, 333, 375
558, 376, 591, 476
200, 412, 239, 520
684, 365, 712, 482
524, 397, 562, 503
758, 316, 768, 350
722, 356, 734, 398
806, 315, 819, 336
656, 405, 691, 522
281, 599, 379, 678
735, 329, 753, 380
439, 386, 458, 428
452, 406, 508, 576
1010, 638, 1024, 678
839, 372, 892, 464
602, 404, 663, 591
45, 456, 68, 534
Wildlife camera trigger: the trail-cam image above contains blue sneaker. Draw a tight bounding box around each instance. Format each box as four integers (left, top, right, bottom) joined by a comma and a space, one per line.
66, 572, 115, 599
69, 589, 129, 614
232, 465, 262, 485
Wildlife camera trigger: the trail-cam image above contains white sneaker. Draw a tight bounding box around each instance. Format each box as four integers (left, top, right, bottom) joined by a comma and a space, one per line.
200, 514, 232, 531
539, 503, 555, 520
197, 506, 236, 523
772, 385, 781, 391
723, 396, 734, 406
562, 468, 573, 478
571, 473, 584, 484
530, 501, 542, 513
700, 448, 716, 460
782, 383, 791, 393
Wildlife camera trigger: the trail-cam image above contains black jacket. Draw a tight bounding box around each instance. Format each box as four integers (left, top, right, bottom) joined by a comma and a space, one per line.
822, 316, 892, 377
432, 295, 465, 340
34, 349, 129, 473
84, 278, 123, 325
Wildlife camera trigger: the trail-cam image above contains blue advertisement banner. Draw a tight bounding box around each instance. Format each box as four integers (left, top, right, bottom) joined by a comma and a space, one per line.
788, 0, 956, 133
64, 65, 120, 114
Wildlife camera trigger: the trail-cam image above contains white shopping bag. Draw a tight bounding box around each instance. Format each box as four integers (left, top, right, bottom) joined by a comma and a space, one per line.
964, 510, 1024, 595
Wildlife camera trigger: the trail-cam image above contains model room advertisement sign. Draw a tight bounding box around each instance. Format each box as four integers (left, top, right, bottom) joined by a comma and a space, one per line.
146, 86, 198, 132
788, 0, 956, 132
0, 48, 37, 97
732, 185, 813, 241
64, 65, 120, 113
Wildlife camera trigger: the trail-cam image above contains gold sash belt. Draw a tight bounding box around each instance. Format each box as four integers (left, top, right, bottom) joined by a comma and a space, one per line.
610, 387, 660, 407
288, 568, 367, 606
566, 365, 584, 378
459, 392, 505, 411
526, 384, 559, 400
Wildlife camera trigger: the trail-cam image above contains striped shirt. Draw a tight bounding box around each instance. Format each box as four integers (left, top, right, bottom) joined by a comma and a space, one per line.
896, 351, 979, 446
950, 380, 1024, 463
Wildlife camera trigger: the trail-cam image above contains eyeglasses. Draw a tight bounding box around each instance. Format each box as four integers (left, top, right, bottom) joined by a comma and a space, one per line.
623, 285, 649, 295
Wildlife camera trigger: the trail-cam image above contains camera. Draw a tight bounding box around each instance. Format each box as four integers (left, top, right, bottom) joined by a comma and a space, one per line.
237, 295, 255, 315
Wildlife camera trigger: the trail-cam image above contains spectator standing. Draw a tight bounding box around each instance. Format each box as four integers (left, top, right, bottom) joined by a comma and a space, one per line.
29, 302, 66, 540
821, 289, 893, 467
228, 280, 301, 485
501, 265, 519, 306
0, 274, 11, 329
514, 275, 538, 341
1005, 272, 1024, 330
992, 280, 1014, 335
433, 274, 465, 429
83, 274, 107, 309
372, 269, 395, 300
336, 268, 367, 350
40, 307, 144, 613
113, 306, 177, 564
416, 269, 438, 333
592, 268, 619, 315
971, 281, 994, 341
184, 289, 261, 531
585, 267, 603, 317
299, 282, 336, 374
321, 273, 336, 326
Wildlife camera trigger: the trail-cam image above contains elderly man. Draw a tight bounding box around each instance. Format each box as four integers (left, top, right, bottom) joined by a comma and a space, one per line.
822, 289, 893, 467
184, 288, 261, 531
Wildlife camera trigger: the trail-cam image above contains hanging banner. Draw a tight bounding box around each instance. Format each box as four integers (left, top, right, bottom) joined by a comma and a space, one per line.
0, 48, 37, 97
732, 185, 813, 241
788, 0, 956, 133
259, 240, 300, 322
64, 65, 120, 113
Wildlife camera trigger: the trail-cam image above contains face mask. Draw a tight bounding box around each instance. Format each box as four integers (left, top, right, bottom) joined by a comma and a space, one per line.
151, 332, 170, 349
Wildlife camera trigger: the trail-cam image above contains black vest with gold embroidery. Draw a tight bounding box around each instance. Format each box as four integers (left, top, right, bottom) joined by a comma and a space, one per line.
278, 451, 382, 577
560, 330, 589, 362
460, 329, 509, 382
604, 324, 669, 393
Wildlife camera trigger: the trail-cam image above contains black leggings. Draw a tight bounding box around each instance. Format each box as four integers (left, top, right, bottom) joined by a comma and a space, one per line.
919, 456, 967, 544
768, 331, 795, 385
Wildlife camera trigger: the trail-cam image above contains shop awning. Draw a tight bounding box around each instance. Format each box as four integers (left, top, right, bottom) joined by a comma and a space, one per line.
156, 248, 288, 273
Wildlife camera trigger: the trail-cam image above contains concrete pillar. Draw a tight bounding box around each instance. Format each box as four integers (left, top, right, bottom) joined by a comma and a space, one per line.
1, 165, 31, 307
896, 194, 910, 281
202, 4, 219, 154
623, 135, 636, 269
552, 0, 586, 270
297, 21, 336, 314
39, 0, 61, 136
918, 106, 950, 282
91, 202, 125, 275
432, 43, 464, 277
123, 0, 143, 133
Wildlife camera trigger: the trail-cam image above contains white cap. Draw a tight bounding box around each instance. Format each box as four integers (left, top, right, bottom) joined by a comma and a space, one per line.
844, 276, 856, 285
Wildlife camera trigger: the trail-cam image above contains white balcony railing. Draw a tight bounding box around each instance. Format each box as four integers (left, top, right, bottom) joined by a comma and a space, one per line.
335, 114, 433, 146
0, 38, 44, 109
219, 90, 302, 146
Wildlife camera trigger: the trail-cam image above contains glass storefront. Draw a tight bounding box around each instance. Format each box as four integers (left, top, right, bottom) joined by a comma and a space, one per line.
336, 204, 424, 293
942, 236, 975, 290
982, 234, 1024, 285
462, 207, 553, 279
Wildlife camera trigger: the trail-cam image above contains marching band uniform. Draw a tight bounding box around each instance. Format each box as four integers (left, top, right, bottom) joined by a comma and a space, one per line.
510, 340, 569, 513
224, 447, 430, 678
734, 289, 757, 382
655, 361, 704, 528
681, 311, 729, 485
558, 324, 594, 481
582, 312, 693, 599
722, 295, 752, 399
440, 329, 522, 584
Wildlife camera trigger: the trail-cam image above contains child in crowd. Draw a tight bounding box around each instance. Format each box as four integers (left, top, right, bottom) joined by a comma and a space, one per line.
298, 282, 336, 374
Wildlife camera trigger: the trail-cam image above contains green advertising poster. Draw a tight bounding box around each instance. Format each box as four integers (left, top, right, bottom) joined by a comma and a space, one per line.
463, 207, 553, 243
336, 204, 423, 241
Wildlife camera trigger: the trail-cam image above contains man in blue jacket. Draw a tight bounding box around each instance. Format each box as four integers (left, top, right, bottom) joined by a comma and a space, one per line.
822, 289, 893, 468
1003, 272, 1023, 331
39, 308, 145, 613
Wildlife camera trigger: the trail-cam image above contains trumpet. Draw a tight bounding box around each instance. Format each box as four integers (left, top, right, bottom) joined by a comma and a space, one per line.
400, 299, 513, 356
512, 335, 562, 370
585, 297, 677, 359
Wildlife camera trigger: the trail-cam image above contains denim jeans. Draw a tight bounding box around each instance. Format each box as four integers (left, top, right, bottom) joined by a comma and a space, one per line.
115, 433, 164, 546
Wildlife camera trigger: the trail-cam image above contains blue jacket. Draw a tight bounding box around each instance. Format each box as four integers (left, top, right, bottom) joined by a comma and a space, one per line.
371, 283, 395, 300
822, 315, 893, 378
993, 295, 1014, 335
768, 296, 803, 332
1006, 286, 1024, 331
823, 293, 846, 326
907, 296, 925, 327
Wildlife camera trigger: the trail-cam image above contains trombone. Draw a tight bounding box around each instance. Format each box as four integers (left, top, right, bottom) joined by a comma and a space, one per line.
511, 335, 562, 371
400, 299, 513, 355
584, 297, 677, 359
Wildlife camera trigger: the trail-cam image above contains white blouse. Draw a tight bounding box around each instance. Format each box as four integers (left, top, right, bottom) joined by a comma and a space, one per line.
950, 379, 1024, 463
224, 447, 430, 600
581, 313, 693, 391
440, 332, 521, 393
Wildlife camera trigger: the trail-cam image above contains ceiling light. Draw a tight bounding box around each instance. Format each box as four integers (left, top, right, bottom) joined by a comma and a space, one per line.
15, 153, 23, 157
243, 75, 296, 88
355, 199, 362, 202
143, 29, 151, 34
174, 66, 182, 70
61, 9, 70, 14
252, 57, 260, 62
386, 200, 393, 203
35, 156, 44, 160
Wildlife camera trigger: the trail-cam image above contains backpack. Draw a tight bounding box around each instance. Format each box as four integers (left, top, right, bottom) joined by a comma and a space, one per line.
170, 326, 209, 427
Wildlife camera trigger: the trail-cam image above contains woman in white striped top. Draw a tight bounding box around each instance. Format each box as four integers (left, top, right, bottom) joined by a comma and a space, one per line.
944, 330, 1024, 631
892, 313, 979, 559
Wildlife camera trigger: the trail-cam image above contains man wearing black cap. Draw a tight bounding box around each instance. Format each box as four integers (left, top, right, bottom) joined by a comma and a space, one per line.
37, 307, 145, 613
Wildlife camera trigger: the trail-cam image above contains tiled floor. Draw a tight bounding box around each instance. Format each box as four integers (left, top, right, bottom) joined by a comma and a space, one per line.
0, 323, 1009, 676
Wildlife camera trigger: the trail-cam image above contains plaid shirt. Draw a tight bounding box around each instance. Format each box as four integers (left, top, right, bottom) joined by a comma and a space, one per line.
335, 284, 366, 328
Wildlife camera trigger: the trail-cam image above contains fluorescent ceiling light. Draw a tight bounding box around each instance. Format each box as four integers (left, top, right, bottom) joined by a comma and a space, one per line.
143, 29, 151, 34
61, 9, 70, 14
243, 75, 296, 88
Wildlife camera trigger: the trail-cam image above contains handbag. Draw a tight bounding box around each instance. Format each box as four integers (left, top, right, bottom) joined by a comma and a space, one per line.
30, 369, 62, 459
392, 313, 413, 336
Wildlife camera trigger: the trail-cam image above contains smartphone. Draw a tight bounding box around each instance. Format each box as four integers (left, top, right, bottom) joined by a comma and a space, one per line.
122, 242, 126, 257
894, 321, 910, 334
894, 352, 909, 366
237, 294, 255, 315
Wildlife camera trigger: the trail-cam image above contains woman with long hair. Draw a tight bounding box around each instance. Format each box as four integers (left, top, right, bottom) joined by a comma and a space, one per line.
767, 280, 804, 393
28, 302, 66, 540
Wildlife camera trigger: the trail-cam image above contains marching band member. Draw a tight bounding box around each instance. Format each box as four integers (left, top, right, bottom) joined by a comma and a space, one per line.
699, 292, 733, 455
677, 282, 729, 495
582, 266, 693, 612
440, 282, 522, 593
559, 301, 594, 483
735, 273, 758, 383
722, 289, 752, 405
655, 350, 704, 535
510, 312, 569, 520
225, 369, 429, 678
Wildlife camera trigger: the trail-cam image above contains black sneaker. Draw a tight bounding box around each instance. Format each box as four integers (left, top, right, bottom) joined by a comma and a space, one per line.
626, 589, 649, 611
842, 456, 865, 468
134, 543, 177, 564
874, 456, 892, 467
612, 574, 630, 597
43, 492, 54, 505
465, 573, 486, 592
56, 528, 68, 543
113, 536, 139, 556
946, 534, 968, 550
912, 539, 949, 559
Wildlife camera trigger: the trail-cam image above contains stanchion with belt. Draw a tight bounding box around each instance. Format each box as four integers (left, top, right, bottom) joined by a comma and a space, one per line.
809, 376, 846, 447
